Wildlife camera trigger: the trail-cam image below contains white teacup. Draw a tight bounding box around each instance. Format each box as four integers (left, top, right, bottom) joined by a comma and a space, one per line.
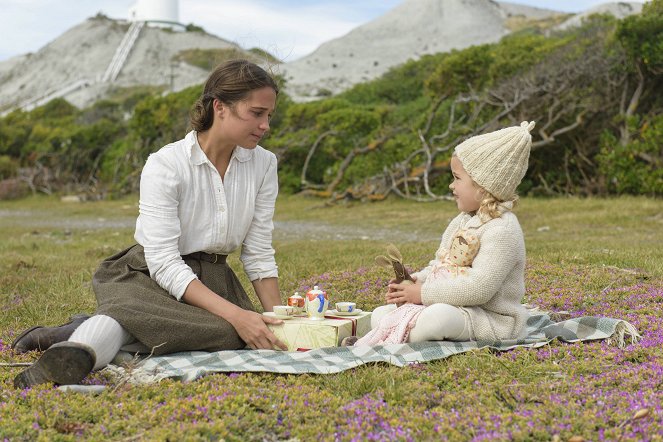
273, 305, 295, 317
335, 302, 356, 313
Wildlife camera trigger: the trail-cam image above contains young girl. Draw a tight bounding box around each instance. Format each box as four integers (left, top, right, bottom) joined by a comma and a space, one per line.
355, 121, 535, 346
13, 60, 288, 389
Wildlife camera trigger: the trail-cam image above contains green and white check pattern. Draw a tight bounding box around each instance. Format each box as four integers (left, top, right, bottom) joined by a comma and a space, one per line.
109, 314, 639, 384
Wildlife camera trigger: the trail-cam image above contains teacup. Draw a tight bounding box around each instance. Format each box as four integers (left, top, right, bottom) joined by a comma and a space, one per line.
335, 302, 356, 313
273, 305, 295, 317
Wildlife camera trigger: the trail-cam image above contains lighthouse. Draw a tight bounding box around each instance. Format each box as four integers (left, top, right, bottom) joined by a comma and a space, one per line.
128, 0, 182, 28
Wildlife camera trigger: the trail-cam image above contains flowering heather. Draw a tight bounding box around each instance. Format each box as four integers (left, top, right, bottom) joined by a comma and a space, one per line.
1, 196, 662, 440
2, 260, 661, 440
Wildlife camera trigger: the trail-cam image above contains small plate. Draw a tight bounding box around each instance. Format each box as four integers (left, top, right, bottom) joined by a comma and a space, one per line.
263, 312, 294, 320
328, 309, 363, 316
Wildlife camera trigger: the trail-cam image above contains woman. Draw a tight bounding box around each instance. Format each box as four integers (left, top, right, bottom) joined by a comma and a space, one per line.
14, 59, 287, 389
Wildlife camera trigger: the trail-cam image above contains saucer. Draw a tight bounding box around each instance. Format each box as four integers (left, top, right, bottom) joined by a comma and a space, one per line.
328, 309, 362, 316
263, 312, 294, 320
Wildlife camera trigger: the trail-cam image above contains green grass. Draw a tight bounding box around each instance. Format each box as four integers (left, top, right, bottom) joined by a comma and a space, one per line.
1, 195, 661, 440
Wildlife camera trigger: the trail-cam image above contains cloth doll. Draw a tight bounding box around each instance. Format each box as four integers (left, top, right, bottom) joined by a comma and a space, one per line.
428, 230, 480, 280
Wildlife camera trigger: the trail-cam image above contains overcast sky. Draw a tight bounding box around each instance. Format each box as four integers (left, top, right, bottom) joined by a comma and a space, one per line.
0, 0, 648, 63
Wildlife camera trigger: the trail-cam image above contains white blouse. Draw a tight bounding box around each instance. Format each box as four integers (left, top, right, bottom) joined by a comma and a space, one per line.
134, 130, 279, 300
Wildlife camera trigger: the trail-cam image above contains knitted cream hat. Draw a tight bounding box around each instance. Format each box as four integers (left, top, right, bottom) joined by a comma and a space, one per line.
454, 121, 535, 200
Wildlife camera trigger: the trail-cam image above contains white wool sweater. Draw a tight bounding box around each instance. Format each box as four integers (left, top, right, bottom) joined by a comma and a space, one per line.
412, 211, 528, 341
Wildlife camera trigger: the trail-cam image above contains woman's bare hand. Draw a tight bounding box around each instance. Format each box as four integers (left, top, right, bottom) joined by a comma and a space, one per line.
228, 310, 288, 350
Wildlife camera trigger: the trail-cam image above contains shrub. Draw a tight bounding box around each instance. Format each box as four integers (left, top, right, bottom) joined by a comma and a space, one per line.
0, 155, 18, 179
597, 115, 663, 196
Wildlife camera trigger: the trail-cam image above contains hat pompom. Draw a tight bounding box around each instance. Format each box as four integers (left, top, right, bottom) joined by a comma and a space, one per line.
521, 121, 535, 132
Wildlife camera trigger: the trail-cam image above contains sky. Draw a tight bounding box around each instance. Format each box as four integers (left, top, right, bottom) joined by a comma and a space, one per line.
0, 0, 648, 63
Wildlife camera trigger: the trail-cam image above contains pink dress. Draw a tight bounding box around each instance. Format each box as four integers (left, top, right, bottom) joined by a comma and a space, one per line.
354, 304, 426, 346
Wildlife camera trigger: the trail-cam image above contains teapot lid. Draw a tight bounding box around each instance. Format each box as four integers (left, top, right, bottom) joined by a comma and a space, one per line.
306, 285, 325, 295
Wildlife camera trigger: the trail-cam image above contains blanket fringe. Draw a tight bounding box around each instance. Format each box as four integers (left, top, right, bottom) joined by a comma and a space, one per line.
606, 320, 641, 348
523, 304, 571, 322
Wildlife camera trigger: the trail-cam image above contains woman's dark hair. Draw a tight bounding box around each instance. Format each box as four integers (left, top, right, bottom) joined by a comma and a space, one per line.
190, 59, 279, 132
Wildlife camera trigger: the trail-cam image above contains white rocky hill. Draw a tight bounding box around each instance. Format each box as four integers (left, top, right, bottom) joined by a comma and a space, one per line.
280, 0, 564, 101
280, 0, 644, 101
0, 15, 256, 113
556, 1, 644, 30
0, 1, 645, 111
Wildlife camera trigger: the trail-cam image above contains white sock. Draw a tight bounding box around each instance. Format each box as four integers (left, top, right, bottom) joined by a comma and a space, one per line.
68, 315, 133, 370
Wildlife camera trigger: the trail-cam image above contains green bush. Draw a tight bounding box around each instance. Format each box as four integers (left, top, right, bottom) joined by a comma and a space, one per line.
0, 9, 661, 199
597, 115, 663, 195
616, 0, 663, 75
0, 155, 17, 179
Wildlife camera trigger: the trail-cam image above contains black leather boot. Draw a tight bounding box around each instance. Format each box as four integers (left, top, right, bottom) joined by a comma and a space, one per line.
11, 314, 91, 353
14, 342, 96, 389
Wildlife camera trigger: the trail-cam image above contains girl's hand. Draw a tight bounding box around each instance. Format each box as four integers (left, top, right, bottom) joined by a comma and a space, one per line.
228, 310, 288, 350
387, 275, 417, 291
386, 281, 423, 305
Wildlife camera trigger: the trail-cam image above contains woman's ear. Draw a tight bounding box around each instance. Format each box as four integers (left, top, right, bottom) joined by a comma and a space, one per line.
213, 99, 225, 118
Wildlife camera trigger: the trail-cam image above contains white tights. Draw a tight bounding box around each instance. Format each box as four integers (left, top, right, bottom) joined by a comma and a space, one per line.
371, 303, 471, 342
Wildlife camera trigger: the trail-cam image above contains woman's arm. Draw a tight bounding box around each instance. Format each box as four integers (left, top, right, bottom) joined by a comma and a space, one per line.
252, 277, 281, 311
182, 279, 287, 350
241, 154, 279, 281
136, 153, 198, 299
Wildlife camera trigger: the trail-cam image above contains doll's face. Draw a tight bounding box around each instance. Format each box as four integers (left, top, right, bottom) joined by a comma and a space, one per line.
448, 233, 479, 266
449, 156, 484, 214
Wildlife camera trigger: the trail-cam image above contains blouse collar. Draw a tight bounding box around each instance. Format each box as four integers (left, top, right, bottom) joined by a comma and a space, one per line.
187, 130, 255, 165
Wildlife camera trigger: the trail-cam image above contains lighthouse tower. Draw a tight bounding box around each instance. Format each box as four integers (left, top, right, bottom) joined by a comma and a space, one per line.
128, 0, 181, 28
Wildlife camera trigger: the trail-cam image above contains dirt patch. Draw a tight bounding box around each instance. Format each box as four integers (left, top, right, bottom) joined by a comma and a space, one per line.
274, 220, 436, 242
1, 209, 435, 242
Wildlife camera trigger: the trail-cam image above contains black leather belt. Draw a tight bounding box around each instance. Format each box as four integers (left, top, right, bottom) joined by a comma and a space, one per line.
183, 251, 227, 264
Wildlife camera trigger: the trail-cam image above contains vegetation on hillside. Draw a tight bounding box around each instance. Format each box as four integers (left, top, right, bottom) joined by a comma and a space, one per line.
0, 1, 661, 200
174, 48, 265, 71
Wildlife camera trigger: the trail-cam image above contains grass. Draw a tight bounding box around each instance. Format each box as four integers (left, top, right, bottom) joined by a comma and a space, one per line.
0, 195, 661, 440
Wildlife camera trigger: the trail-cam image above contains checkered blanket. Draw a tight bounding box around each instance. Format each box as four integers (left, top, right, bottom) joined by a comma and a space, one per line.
106, 314, 639, 384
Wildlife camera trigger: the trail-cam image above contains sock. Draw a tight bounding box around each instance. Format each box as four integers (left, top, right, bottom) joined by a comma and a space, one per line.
68, 315, 133, 370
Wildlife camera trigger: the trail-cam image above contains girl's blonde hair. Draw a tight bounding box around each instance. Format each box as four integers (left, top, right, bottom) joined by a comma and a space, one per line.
476, 190, 518, 223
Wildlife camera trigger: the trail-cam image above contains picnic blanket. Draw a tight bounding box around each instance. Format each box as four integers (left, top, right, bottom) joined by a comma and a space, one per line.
105, 313, 640, 384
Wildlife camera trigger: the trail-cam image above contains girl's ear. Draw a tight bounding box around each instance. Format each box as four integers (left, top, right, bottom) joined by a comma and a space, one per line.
474, 188, 485, 203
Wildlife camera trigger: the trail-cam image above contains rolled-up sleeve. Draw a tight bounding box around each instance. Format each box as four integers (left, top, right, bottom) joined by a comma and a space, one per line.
240, 154, 279, 281
135, 153, 197, 300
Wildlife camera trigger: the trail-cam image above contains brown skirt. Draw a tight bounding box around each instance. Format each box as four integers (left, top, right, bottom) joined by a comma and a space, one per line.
93, 244, 255, 355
